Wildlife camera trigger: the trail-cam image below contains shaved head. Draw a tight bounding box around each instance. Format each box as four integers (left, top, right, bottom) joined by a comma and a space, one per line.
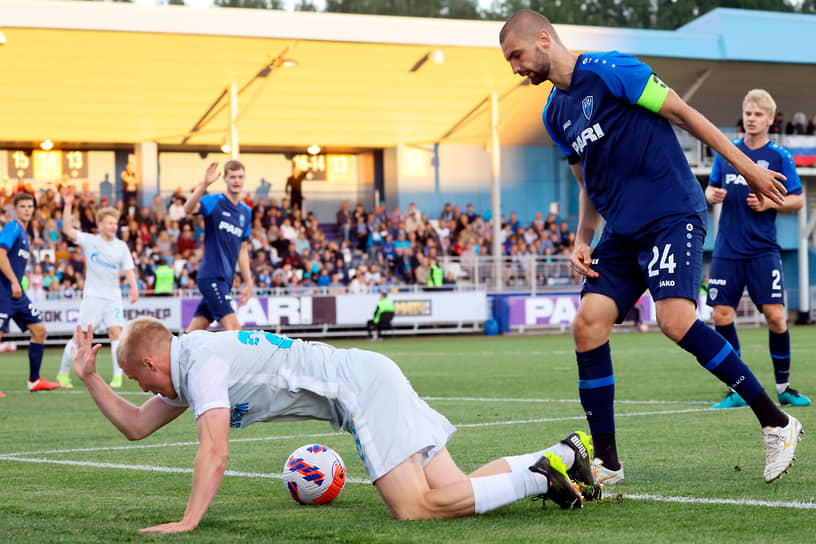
499, 9, 560, 46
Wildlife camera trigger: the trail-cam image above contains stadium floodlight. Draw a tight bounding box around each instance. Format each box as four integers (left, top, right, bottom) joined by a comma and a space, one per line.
307, 144, 321, 155
40, 139, 54, 151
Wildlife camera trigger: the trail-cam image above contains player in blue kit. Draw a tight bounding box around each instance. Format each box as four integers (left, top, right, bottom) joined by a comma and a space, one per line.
706, 89, 808, 410
0, 192, 60, 393
500, 10, 802, 484
184, 161, 253, 332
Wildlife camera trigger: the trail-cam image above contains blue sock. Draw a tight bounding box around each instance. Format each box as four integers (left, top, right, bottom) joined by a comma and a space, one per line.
28, 342, 44, 382
576, 342, 615, 435
678, 320, 764, 403
715, 322, 741, 357
769, 330, 790, 386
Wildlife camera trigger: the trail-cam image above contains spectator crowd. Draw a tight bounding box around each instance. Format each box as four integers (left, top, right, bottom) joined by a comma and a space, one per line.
1, 182, 577, 299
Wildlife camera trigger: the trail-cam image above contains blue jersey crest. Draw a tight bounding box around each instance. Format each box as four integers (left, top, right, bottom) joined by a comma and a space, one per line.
582, 96, 594, 120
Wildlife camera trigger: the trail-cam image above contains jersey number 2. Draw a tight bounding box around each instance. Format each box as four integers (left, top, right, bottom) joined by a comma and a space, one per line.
648, 244, 676, 277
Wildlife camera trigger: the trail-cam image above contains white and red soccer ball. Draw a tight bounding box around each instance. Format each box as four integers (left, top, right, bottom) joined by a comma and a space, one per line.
282, 444, 346, 505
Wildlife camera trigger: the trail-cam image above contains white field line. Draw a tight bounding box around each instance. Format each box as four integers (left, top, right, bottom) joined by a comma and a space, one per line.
0, 455, 812, 510
0, 407, 714, 458
1, 389, 711, 405
0, 456, 369, 484
383, 344, 813, 358
626, 493, 816, 510
424, 397, 712, 405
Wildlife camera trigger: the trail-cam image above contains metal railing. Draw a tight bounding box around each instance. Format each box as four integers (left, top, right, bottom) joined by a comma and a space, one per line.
438, 254, 576, 292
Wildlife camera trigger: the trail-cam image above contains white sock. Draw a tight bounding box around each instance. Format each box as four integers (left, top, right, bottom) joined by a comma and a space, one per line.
110, 340, 122, 378
470, 471, 547, 514
777, 382, 789, 395
503, 444, 574, 474
59, 340, 76, 375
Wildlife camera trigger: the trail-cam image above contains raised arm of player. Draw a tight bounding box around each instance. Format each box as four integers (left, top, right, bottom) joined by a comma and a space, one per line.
569, 164, 602, 279
184, 162, 221, 216
237, 241, 253, 306
657, 89, 787, 206
61, 190, 78, 243
140, 407, 230, 534
72, 325, 186, 440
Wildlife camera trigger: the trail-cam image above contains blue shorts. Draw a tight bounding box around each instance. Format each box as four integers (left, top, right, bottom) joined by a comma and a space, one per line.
582, 214, 706, 323
707, 254, 784, 309
0, 293, 43, 332
194, 278, 236, 323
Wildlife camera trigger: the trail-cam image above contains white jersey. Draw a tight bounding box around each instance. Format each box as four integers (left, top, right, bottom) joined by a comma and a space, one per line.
76, 232, 135, 302
160, 330, 342, 427
159, 330, 456, 481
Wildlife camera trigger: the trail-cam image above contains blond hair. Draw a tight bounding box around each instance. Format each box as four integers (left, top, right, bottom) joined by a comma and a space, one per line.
743, 89, 776, 118
96, 206, 120, 224
116, 316, 173, 368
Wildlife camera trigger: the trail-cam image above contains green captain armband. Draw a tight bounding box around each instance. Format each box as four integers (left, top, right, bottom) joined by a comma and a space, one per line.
636, 73, 670, 113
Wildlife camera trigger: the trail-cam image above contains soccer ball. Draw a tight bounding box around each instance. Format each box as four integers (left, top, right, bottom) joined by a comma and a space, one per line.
282, 444, 346, 505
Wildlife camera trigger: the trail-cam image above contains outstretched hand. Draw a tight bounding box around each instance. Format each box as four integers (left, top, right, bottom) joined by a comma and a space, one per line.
72, 325, 103, 382
203, 162, 221, 187
140, 521, 197, 534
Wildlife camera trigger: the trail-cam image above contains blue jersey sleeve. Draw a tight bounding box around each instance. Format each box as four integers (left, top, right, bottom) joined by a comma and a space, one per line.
240, 204, 252, 241
777, 145, 802, 195
199, 193, 220, 217
709, 154, 724, 188
580, 52, 653, 106
0, 221, 21, 251
543, 89, 580, 163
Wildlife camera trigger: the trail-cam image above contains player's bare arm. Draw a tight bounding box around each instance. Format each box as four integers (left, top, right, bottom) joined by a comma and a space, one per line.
658, 90, 787, 206
0, 248, 22, 299
61, 190, 79, 243
746, 192, 804, 213
569, 164, 601, 279
705, 185, 727, 204
125, 268, 139, 304
184, 162, 221, 216
141, 407, 230, 534
237, 241, 253, 306
73, 325, 186, 440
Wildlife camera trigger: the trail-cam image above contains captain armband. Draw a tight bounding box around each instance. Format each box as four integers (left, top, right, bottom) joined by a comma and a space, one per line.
635, 73, 670, 113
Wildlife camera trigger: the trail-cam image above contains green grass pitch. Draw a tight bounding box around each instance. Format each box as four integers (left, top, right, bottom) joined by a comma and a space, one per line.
0, 327, 813, 543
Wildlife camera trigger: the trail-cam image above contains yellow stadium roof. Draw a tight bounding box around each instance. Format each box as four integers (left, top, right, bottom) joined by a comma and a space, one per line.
2, 1, 814, 153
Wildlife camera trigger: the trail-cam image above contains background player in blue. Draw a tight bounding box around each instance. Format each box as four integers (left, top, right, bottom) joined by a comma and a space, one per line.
706, 89, 808, 409
184, 161, 253, 332
0, 192, 60, 393
500, 10, 801, 486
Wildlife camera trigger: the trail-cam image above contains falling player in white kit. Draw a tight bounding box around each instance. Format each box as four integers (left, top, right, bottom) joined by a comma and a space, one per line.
71, 318, 602, 534
56, 190, 138, 388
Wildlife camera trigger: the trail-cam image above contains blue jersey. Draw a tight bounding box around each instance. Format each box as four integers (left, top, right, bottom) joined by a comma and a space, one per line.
0, 220, 31, 293
197, 194, 251, 280
709, 139, 802, 259
544, 52, 706, 237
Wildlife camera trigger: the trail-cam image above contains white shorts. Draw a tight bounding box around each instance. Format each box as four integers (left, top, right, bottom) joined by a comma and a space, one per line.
334, 348, 456, 482
78, 297, 124, 332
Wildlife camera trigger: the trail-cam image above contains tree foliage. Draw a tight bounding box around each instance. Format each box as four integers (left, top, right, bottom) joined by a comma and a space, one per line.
159, 0, 808, 30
